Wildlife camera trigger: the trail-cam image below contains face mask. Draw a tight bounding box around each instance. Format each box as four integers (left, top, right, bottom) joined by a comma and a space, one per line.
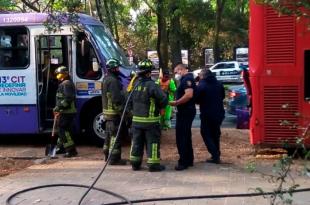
175, 74, 182, 81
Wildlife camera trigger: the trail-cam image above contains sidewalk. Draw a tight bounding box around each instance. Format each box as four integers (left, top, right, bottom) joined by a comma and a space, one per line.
1, 128, 310, 205
1, 159, 310, 205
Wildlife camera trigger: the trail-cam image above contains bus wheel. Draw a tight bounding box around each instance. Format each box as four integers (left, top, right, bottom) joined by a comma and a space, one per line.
85, 108, 106, 146
92, 112, 106, 141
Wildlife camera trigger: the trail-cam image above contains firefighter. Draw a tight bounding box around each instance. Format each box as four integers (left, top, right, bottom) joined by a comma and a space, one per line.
101, 58, 127, 165
129, 59, 168, 172
53, 66, 78, 158
156, 70, 177, 129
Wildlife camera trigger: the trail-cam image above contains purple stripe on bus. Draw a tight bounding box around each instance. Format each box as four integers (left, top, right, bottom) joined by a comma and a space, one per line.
0, 13, 102, 26
0, 105, 39, 134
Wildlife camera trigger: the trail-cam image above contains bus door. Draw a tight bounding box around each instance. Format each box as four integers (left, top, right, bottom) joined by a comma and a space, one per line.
35, 35, 72, 130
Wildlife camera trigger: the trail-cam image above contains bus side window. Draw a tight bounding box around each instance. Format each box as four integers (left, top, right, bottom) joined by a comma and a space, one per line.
0, 27, 29, 69
76, 34, 102, 80
305, 50, 310, 101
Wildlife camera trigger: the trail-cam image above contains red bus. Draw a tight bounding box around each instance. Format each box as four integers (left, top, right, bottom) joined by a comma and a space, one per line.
249, 1, 310, 147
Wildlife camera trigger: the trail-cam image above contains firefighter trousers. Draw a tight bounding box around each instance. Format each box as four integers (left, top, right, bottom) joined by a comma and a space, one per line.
57, 113, 76, 151
130, 124, 161, 169
103, 117, 122, 162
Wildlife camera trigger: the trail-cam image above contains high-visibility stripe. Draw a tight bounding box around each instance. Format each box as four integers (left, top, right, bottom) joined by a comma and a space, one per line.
109, 136, 116, 152
132, 116, 160, 123
130, 155, 141, 162
149, 98, 155, 117
63, 131, 74, 148
107, 92, 113, 110
103, 109, 117, 115
147, 143, 160, 164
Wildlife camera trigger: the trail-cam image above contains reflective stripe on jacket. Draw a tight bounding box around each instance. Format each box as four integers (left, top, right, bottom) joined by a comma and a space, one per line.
102, 73, 125, 119
56, 79, 76, 113
130, 77, 168, 125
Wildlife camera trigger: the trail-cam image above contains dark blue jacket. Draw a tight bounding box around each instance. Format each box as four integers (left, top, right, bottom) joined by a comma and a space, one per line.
196, 75, 225, 123
176, 72, 196, 112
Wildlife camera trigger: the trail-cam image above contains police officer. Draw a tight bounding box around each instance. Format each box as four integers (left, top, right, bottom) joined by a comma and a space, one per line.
102, 58, 126, 165
196, 69, 225, 164
170, 63, 196, 171
129, 59, 168, 172
53, 66, 78, 158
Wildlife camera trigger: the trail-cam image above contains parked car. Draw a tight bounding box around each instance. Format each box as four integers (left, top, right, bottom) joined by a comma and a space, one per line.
193, 61, 247, 83
226, 84, 248, 115
210, 61, 244, 83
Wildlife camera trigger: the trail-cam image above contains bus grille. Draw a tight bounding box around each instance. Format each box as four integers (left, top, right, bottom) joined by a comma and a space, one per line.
263, 86, 299, 144
265, 7, 295, 64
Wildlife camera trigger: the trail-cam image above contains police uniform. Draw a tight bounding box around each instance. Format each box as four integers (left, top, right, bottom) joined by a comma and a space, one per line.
175, 72, 196, 169
102, 58, 126, 164
54, 67, 77, 157
129, 60, 168, 172
196, 71, 225, 163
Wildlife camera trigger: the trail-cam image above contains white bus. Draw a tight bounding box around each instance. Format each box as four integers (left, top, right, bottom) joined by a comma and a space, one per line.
0, 13, 133, 144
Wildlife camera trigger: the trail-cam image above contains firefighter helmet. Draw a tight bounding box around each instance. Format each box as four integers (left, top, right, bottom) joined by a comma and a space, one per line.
137, 59, 154, 72
106, 58, 121, 70
54, 66, 69, 75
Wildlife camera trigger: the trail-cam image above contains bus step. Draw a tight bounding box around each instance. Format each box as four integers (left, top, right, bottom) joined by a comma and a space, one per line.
42, 128, 53, 133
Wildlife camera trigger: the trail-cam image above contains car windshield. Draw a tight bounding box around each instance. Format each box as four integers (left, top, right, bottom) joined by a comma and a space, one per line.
86, 25, 130, 67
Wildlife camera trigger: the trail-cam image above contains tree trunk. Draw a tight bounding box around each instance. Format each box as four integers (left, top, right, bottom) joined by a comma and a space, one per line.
102, 0, 114, 37
88, 0, 94, 16
213, 0, 226, 63
110, 0, 120, 43
156, 0, 169, 70
169, 0, 182, 69
95, 0, 104, 23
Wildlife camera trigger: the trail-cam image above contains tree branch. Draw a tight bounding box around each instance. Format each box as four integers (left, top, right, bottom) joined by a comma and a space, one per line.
142, 0, 156, 13
43, 0, 55, 12
20, 0, 40, 12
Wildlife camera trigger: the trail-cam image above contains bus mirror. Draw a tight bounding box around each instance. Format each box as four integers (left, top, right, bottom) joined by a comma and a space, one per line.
92, 58, 99, 72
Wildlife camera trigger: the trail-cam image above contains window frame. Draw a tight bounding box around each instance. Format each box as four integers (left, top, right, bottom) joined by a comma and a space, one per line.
0, 26, 30, 70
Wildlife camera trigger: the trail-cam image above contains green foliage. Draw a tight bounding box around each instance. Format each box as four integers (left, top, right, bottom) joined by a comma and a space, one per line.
43, 12, 81, 34
1, 0, 250, 67
248, 103, 310, 205
245, 161, 257, 173
52, 0, 83, 12
256, 0, 310, 19
0, 0, 13, 10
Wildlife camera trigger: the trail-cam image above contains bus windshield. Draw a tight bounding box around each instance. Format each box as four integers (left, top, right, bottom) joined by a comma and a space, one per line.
86, 25, 130, 67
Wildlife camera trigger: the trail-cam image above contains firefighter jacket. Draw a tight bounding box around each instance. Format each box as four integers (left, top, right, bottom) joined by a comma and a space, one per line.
129, 76, 168, 126
55, 79, 77, 114
102, 73, 125, 119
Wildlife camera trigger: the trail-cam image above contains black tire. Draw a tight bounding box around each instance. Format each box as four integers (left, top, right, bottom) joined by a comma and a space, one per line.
85, 107, 106, 146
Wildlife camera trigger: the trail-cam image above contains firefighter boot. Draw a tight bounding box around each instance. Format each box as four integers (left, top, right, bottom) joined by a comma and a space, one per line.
148, 164, 165, 172
131, 162, 141, 171
64, 147, 78, 158
56, 146, 66, 154
103, 150, 109, 162
109, 155, 127, 165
